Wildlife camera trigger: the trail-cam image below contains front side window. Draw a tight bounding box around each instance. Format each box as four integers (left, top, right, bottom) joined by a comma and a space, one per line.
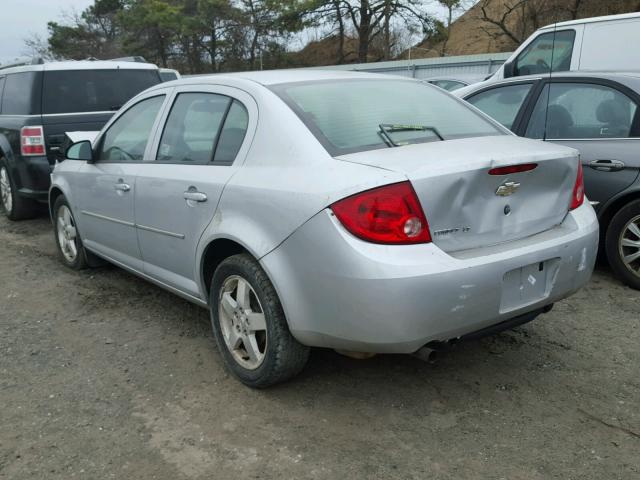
525, 82, 639, 139
97, 95, 165, 162
157, 93, 231, 164
467, 83, 533, 130
515, 30, 576, 76
271, 79, 504, 156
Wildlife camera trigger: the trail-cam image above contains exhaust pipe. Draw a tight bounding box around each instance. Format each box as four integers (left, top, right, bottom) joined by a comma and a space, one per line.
412, 345, 438, 363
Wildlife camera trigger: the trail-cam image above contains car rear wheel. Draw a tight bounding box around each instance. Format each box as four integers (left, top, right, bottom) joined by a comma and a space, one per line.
0, 159, 38, 221
53, 196, 88, 270
210, 253, 309, 388
606, 200, 640, 290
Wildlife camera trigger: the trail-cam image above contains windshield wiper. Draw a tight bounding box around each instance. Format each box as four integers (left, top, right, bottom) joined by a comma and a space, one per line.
378, 123, 444, 147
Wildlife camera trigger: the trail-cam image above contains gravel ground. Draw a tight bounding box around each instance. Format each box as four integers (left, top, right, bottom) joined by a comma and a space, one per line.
1, 213, 639, 480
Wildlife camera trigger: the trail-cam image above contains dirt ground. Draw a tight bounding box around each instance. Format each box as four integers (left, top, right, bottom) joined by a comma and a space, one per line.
0, 212, 638, 480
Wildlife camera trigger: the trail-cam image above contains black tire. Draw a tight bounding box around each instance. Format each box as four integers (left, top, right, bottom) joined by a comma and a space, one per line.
0, 158, 38, 221
605, 199, 640, 290
210, 253, 309, 388
52, 195, 88, 270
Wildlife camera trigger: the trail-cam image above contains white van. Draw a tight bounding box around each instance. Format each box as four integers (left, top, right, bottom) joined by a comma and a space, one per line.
488, 12, 640, 82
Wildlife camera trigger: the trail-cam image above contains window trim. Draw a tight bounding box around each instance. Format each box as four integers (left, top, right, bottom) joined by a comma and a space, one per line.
519, 77, 640, 140
94, 94, 167, 164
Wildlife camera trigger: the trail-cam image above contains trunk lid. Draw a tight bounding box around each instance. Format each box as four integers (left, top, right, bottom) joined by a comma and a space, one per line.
336, 136, 579, 252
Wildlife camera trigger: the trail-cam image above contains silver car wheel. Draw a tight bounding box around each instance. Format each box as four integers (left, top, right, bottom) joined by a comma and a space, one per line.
218, 275, 267, 370
0, 166, 12, 213
57, 205, 79, 263
619, 214, 640, 277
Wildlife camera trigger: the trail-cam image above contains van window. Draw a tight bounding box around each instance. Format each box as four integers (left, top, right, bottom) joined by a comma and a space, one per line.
42, 69, 161, 115
525, 83, 639, 139
2, 72, 40, 115
467, 83, 533, 129
515, 30, 575, 77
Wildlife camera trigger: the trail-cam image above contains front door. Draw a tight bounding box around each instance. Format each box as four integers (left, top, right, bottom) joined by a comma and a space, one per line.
74, 95, 166, 269
134, 86, 255, 298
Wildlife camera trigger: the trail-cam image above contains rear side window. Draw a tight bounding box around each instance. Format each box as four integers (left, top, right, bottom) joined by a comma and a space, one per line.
515, 30, 575, 76
525, 82, 639, 139
42, 69, 161, 114
271, 79, 503, 156
157, 93, 231, 164
213, 101, 249, 164
97, 95, 165, 162
2, 72, 40, 115
0, 77, 5, 113
467, 83, 533, 129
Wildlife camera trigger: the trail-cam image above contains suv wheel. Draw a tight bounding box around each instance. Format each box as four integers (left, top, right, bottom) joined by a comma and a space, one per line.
53, 195, 88, 270
0, 159, 38, 220
210, 253, 309, 388
606, 199, 640, 290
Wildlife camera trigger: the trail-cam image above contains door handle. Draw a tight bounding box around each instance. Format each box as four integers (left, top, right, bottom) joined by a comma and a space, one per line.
114, 182, 131, 192
183, 190, 207, 203
589, 159, 625, 172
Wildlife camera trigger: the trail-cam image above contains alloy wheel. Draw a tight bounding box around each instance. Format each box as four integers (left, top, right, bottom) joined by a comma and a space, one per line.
619, 214, 640, 278
218, 275, 267, 370
57, 205, 79, 263
0, 167, 12, 213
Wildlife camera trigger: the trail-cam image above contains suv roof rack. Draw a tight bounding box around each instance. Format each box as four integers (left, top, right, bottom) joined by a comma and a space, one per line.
0, 57, 45, 71
107, 56, 148, 63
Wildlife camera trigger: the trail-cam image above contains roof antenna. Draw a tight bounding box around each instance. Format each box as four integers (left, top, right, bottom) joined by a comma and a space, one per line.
542, 15, 559, 141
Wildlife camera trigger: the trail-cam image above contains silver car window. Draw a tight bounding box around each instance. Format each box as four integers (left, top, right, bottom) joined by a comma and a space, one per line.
467, 83, 533, 130
525, 83, 639, 140
213, 100, 249, 165
271, 79, 504, 156
156, 92, 231, 165
96, 95, 165, 162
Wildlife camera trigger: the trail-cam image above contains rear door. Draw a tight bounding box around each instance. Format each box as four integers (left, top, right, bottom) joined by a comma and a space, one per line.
41, 68, 161, 161
521, 79, 640, 212
73, 94, 167, 269
134, 85, 256, 297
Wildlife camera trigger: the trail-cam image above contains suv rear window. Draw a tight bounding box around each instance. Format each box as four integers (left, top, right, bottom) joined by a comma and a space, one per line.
42, 69, 161, 114
271, 79, 504, 156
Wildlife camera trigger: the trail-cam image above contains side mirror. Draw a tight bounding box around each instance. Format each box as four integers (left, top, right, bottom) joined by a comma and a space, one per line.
66, 140, 93, 162
503, 61, 515, 79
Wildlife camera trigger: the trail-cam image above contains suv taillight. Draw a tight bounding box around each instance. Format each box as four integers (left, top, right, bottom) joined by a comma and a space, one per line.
569, 161, 585, 211
21, 126, 45, 156
331, 181, 432, 244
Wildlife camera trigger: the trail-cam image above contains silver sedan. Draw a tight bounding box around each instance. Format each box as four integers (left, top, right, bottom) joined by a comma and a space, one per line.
51, 71, 599, 387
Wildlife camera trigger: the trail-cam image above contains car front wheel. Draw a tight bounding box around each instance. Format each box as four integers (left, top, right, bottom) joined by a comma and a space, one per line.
606, 199, 640, 290
210, 253, 309, 388
53, 196, 88, 270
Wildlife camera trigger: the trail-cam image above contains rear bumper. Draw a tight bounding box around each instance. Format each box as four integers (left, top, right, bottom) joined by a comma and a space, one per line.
261, 202, 599, 353
14, 155, 52, 202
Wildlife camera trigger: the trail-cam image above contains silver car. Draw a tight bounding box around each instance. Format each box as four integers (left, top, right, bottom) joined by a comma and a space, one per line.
51, 71, 598, 387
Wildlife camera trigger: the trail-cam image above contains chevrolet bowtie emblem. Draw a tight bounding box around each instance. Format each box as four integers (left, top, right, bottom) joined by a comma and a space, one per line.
495, 181, 520, 196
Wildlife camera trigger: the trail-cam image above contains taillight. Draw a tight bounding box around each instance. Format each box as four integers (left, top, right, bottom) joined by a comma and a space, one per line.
488, 163, 537, 175
569, 161, 585, 211
21, 126, 45, 156
330, 181, 431, 244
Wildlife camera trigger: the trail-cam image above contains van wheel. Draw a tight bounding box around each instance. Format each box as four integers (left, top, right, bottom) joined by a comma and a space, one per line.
606, 200, 640, 290
0, 159, 38, 220
210, 253, 309, 388
53, 195, 88, 270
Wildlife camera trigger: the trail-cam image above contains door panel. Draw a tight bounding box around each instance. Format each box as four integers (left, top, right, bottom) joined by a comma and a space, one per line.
135, 88, 254, 298
74, 163, 142, 268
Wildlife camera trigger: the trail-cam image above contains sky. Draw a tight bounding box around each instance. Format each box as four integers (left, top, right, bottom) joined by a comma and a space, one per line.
0, 0, 460, 66
0, 0, 94, 65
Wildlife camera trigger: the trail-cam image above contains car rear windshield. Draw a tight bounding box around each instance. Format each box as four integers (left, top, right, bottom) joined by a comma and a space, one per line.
270, 79, 504, 156
42, 69, 161, 114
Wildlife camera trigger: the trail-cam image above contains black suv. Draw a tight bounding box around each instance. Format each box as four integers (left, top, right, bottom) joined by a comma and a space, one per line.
0, 59, 161, 220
